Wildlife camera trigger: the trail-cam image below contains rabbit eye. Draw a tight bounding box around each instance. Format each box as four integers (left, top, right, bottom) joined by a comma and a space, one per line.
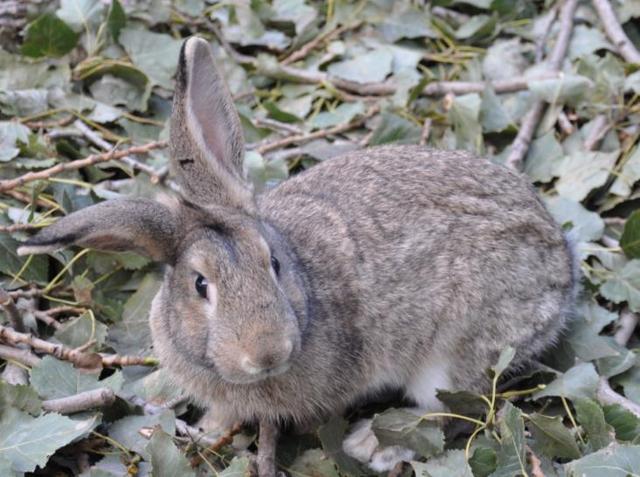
195, 274, 208, 299
270, 255, 280, 276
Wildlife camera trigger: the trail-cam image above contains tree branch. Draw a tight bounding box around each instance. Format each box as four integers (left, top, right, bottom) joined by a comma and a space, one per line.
614, 309, 638, 346
42, 387, 116, 414
505, 0, 578, 171
0, 324, 158, 368
0, 288, 25, 332
584, 114, 611, 151
0, 141, 168, 193
597, 377, 640, 418
254, 105, 379, 154
0, 343, 41, 367
592, 0, 640, 64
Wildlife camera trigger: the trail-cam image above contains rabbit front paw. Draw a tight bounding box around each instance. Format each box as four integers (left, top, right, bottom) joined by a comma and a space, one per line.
342, 419, 415, 472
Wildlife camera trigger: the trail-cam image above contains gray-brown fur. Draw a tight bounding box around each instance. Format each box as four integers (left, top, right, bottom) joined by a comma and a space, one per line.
20, 37, 577, 467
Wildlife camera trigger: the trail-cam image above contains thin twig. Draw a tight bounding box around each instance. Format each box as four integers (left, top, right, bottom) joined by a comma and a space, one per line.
0, 343, 41, 367
257, 419, 279, 477
592, 0, 640, 64
423, 73, 558, 96
614, 309, 638, 346
0, 288, 25, 332
254, 106, 379, 154
1, 189, 56, 209
281, 23, 358, 65
505, 0, 578, 171
176, 419, 243, 449
535, 5, 559, 62
0, 324, 158, 368
42, 387, 116, 414
74, 120, 166, 183
596, 377, 640, 418
557, 111, 574, 135
584, 114, 610, 151
0, 141, 168, 193
0, 222, 50, 233
419, 118, 432, 146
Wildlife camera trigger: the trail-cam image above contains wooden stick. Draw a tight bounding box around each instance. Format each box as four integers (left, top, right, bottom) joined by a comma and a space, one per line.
597, 377, 640, 418
0, 288, 24, 332
42, 387, 116, 414
0, 141, 168, 193
504, 0, 578, 170
592, 0, 640, 64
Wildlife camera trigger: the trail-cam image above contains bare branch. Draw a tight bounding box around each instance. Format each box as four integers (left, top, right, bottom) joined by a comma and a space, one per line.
0, 343, 41, 367
0, 141, 168, 193
42, 387, 116, 414
257, 419, 279, 477
557, 111, 575, 135
615, 309, 638, 346
0, 288, 25, 332
505, 0, 579, 171
254, 106, 379, 154
419, 118, 432, 146
0, 324, 158, 368
281, 23, 359, 65
176, 419, 243, 450
584, 114, 611, 151
597, 377, 640, 418
592, 0, 640, 64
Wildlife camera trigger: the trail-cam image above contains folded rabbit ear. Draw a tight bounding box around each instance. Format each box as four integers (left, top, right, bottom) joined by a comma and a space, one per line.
17, 199, 178, 262
171, 36, 253, 211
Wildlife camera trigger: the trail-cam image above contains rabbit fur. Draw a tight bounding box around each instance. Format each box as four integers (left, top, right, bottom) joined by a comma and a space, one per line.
19, 37, 578, 472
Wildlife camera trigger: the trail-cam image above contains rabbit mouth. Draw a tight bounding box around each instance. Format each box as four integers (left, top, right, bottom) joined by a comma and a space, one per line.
223, 361, 292, 385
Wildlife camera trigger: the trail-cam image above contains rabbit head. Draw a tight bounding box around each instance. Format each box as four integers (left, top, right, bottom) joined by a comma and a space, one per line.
18, 37, 304, 385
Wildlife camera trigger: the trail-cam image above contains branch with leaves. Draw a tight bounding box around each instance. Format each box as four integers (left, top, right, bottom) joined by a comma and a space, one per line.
505, 0, 578, 170
0, 141, 168, 193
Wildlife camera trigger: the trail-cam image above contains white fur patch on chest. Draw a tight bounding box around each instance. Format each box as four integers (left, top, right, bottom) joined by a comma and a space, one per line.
404, 356, 452, 411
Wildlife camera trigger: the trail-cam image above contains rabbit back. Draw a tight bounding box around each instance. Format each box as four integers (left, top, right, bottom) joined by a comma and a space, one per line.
258, 145, 575, 398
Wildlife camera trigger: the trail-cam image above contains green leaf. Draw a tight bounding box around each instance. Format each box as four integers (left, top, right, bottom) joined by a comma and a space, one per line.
0, 382, 42, 417
56, 0, 105, 32
372, 408, 444, 459
110, 410, 176, 460
0, 233, 49, 283
524, 132, 564, 183
528, 74, 592, 106
263, 100, 301, 123
527, 413, 580, 459
574, 398, 613, 451
534, 362, 600, 401
436, 390, 488, 416
107, 0, 126, 41
119, 26, 182, 89
555, 150, 619, 202
146, 429, 195, 477
377, 7, 437, 42
469, 447, 498, 477
328, 49, 393, 84
21, 14, 78, 58
108, 272, 162, 356
411, 449, 474, 477
603, 404, 640, 441
621, 211, 640, 258
564, 443, 640, 477
219, 456, 252, 477
311, 102, 364, 129
489, 402, 526, 477
369, 112, 421, 146
0, 408, 96, 473
289, 449, 340, 477
317, 416, 364, 476
493, 346, 516, 377
600, 260, 640, 312
544, 196, 604, 243
53, 311, 108, 350
30, 356, 122, 399
449, 93, 482, 152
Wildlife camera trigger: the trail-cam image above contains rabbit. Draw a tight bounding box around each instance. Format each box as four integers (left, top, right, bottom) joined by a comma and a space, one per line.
18, 36, 578, 473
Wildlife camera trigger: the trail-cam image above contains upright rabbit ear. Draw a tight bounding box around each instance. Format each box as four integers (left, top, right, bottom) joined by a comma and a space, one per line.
171, 36, 253, 211
17, 199, 178, 263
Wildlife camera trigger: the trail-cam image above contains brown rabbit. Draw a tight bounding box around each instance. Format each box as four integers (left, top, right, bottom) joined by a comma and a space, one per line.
19, 37, 578, 472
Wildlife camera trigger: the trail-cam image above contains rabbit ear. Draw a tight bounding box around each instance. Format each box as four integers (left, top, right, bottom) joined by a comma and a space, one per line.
17, 199, 178, 262
171, 36, 253, 211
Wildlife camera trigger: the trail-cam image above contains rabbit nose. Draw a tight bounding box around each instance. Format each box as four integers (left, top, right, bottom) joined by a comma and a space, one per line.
240, 339, 293, 375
